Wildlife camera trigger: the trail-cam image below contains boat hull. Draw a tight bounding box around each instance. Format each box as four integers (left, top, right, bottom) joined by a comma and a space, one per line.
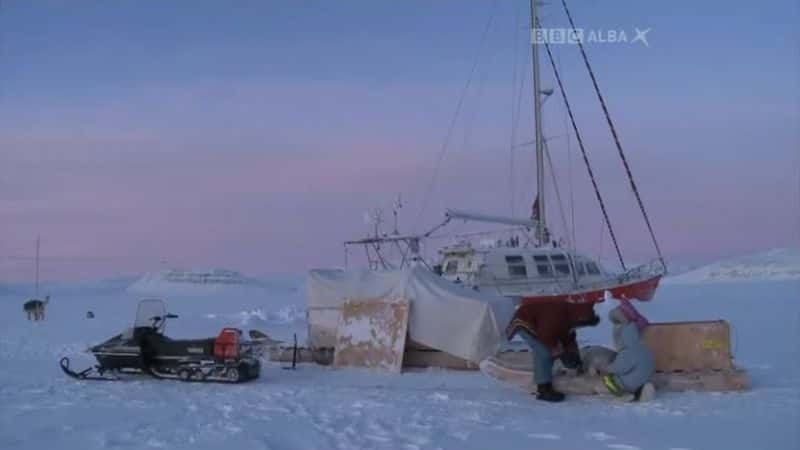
520, 273, 662, 304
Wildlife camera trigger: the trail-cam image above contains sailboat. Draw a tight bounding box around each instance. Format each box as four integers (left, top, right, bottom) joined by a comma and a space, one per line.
434, 0, 665, 303
345, 0, 666, 304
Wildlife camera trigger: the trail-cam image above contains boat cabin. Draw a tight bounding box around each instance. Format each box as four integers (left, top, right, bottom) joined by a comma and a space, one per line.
437, 240, 608, 297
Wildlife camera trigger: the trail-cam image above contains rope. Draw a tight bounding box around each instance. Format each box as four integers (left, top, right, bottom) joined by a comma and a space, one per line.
559, 0, 665, 271
537, 17, 626, 271
414, 0, 499, 230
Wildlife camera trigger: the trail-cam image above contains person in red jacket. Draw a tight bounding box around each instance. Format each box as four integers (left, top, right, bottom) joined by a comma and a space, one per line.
505, 298, 601, 402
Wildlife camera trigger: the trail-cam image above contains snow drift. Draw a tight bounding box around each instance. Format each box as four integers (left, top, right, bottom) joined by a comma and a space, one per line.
667, 248, 800, 284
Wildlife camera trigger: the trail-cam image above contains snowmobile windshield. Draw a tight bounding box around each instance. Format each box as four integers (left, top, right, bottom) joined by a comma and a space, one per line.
133, 299, 168, 332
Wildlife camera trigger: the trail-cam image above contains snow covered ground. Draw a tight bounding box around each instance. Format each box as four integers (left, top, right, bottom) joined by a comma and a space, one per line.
1, 274, 798, 450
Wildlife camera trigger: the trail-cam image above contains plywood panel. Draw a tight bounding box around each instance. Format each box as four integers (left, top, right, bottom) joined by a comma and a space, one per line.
333, 298, 409, 373
643, 321, 733, 371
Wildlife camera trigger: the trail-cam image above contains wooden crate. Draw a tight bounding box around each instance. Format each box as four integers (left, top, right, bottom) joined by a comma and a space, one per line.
643, 320, 733, 372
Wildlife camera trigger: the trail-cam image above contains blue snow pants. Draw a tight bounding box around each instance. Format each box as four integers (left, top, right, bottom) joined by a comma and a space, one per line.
516, 329, 554, 385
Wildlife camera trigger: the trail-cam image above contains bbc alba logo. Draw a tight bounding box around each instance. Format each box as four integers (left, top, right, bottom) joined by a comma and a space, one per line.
532, 28, 651, 47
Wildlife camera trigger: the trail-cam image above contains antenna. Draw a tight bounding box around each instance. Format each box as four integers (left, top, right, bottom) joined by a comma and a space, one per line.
369, 208, 385, 238
35, 235, 40, 298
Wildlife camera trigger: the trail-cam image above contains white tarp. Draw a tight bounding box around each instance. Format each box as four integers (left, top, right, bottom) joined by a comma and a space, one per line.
307, 266, 516, 364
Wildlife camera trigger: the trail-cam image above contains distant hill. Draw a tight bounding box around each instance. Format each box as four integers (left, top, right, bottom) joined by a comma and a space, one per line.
0, 275, 139, 297
666, 248, 800, 284
126, 268, 298, 296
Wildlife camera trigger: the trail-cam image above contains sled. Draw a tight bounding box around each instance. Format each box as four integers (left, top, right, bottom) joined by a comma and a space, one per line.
481, 355, 749, 394
485, 319, 749, 393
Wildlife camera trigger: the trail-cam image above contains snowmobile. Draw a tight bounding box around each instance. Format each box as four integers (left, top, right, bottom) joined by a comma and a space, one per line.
60, 299, 261, 383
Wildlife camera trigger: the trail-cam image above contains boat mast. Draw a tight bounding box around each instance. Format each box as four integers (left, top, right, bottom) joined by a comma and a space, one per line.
529, 0, 547, 245
35, 235, 40, 298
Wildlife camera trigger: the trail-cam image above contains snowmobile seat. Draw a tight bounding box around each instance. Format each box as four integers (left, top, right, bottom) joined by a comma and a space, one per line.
214, 328, 242, 360
152, 336, 215, 357
135, 328, 215, 357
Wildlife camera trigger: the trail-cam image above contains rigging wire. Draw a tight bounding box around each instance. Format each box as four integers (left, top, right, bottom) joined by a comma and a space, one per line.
508, 0, 521, 218
559, 51, 577, 254
559, 0, 665, 271
543, 138, 572, 251
537, 16, 627, 271
598, 214, 605, 264
462, 35, 493, 155
414, 0, 500, 231
510, 51, 530, 217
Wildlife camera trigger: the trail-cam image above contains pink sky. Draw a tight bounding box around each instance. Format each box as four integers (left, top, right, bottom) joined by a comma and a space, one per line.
2, 80, 797, 281
2, 0, 798, 282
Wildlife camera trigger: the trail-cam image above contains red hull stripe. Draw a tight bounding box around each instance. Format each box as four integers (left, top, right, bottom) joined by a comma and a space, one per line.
521, 275, 662, 304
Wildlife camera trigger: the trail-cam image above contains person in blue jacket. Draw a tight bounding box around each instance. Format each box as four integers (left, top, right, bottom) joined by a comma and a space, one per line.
601, 304, 656, 401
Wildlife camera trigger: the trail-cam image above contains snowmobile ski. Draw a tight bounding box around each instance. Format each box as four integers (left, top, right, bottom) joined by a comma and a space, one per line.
60, 357, 121, 381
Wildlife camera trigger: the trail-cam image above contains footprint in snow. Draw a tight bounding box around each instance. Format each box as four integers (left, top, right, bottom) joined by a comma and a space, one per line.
605, 444, 640, 450
528, 433, 561, 440
586, 431, 616, 441
430, 392, 449, 401
364, 434, 391, 442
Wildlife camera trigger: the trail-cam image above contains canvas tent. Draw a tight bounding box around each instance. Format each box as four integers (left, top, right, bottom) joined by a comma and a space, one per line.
307, 266, 517, 364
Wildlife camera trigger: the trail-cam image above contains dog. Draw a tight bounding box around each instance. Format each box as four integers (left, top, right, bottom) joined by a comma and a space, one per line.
23, 295, 50, 321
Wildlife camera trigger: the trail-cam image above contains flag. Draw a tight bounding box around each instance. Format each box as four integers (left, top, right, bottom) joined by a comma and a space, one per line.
531, 195, 540, 222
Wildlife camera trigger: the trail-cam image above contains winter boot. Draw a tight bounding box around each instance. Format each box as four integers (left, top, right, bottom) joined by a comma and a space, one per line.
634, 382, 656, 402
535, 383, 565, 402
603, 374, 624, 396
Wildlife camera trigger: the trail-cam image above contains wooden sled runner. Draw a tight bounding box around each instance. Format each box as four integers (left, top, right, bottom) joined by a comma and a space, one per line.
480, 357, 615, 396
480, 357, 748, 396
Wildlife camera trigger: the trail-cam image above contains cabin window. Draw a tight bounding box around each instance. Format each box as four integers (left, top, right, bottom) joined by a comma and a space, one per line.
536, 263, 553, 277
554, 264, 570, 276
551, 254, 570, 276
576, 262, 586, 276
586, 262, 601, 275
532, 255, 553, 277
444, 260, 459, 275
505, 256, 527, 278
